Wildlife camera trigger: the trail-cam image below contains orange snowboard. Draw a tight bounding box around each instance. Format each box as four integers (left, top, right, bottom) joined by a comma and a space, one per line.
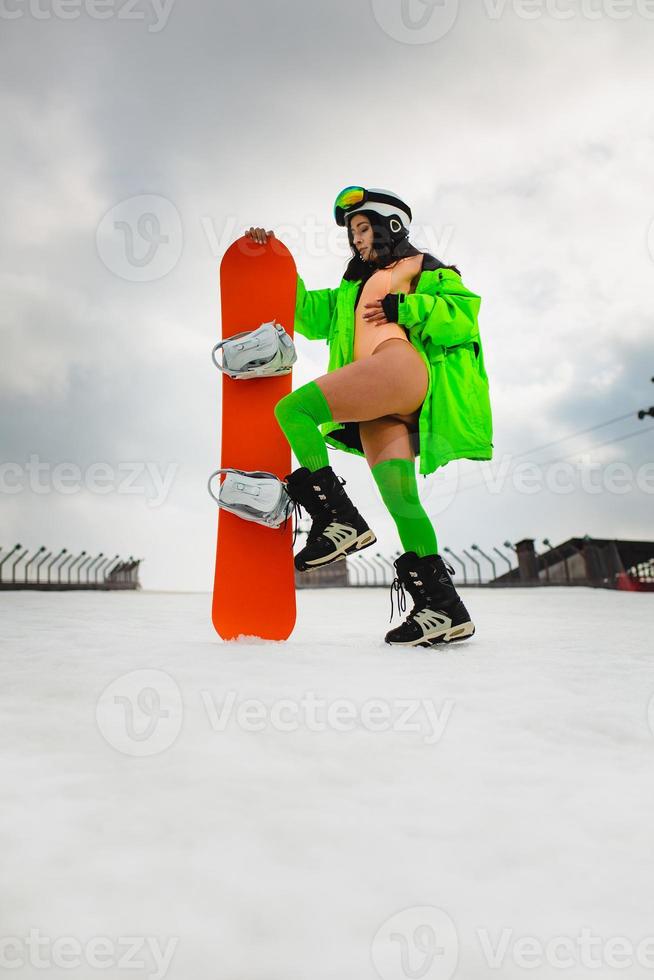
212, 236, 297, 641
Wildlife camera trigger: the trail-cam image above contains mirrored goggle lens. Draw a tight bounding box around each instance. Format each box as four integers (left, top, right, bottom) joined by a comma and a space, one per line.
334, 186, 366, 212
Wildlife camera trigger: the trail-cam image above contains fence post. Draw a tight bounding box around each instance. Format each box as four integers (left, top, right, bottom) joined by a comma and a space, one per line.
443, 547, 468, 585
0, 544, 22, 585
377, 553, 396, 583
358, 555, 376, 587
103, 556, 121, 585
346, 557, 361, 587
67, 552, 86, 586
463, 548, 482, 586
493, 546, 513, 576
11, 549, 28, 586
472, 544, 496, 582
35, 550, 52, 586
77, 555, 93, 585
85, 554, 104, 584
371, 554, 389, 586
23, 547, 46, 584
57, 554, 74, 585
47, 549, 66, 585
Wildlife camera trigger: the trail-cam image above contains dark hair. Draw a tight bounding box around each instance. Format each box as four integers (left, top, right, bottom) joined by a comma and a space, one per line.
343, 209, 460, 280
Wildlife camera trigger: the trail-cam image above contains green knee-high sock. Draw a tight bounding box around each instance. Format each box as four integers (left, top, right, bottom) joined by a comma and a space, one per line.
371, 458, 438, 558
273, 380, 334, 473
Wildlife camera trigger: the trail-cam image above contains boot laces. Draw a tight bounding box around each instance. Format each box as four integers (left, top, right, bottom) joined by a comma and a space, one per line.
389, 577, 407, 622
389, 576, 429, 624
388, 558, 457, 623
281, 498, 303, 547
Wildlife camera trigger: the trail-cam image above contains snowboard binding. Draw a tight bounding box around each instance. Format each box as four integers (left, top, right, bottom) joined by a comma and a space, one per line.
208, 468, 296, 531
211, 319, 297, 380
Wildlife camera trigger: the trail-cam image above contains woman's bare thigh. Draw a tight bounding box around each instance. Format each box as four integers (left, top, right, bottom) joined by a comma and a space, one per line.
359, 415, 419, 467
313, 338, 428, 422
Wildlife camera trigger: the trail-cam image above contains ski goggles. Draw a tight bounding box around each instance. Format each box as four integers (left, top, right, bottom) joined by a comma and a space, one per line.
333, 186, 368, 226
333, 186, 412, 228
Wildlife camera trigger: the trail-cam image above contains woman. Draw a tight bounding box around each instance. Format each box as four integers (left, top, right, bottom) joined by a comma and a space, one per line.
245, 186, 492, 647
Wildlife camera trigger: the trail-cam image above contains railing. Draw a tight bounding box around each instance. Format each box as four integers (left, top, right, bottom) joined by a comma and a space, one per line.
0, 544, 143, 591
301, 539, 654, 591
343, 545, 516, 588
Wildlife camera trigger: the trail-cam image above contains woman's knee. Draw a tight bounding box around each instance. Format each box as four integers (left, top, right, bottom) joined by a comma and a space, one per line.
273, 391, 294, 423
360, 416, 415, 467
274, 381, 333, 427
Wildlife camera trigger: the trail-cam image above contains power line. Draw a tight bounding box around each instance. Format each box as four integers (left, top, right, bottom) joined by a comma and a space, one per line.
435, 419, 654, 496
426, 408, 642, 494
507, 409, 642, 461
531, 423, 654, 469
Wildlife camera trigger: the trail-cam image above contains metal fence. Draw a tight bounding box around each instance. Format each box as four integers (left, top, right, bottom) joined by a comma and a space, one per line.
342, 545, 506, 589
0, 545, 142, 591
296, 537, 654, 591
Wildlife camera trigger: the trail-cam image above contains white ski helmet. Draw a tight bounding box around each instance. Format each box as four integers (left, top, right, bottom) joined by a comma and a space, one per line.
334, 186, 412, 237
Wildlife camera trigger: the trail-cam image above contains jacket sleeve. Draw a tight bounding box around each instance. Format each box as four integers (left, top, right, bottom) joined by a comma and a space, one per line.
396, 270, 481, 349
294, 275, 338, 342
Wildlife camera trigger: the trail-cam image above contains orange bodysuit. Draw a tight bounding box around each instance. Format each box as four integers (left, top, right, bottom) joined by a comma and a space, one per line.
353, 253, 424, 361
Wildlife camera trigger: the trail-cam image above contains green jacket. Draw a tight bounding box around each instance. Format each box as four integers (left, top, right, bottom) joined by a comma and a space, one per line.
293, 256, 493, 476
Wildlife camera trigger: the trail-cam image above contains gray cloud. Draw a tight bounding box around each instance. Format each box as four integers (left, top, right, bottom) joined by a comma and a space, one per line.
2, 0, 654, 588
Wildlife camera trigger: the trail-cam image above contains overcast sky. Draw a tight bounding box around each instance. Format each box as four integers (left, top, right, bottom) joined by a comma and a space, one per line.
2, 0, 654, 590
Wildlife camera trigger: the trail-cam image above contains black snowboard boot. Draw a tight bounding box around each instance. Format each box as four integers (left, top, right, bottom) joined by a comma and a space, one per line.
284, 465, 376, 572
385, 551, 475, 647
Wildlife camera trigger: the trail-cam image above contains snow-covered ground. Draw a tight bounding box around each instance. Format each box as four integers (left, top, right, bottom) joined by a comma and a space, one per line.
1, 587, 653, 980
